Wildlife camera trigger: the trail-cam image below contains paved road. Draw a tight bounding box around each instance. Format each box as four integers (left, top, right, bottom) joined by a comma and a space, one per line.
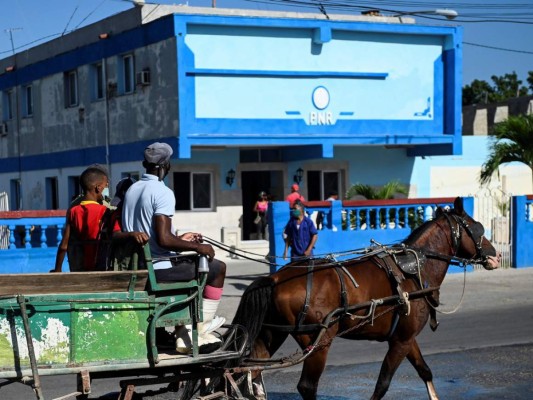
1, 258, 532, 399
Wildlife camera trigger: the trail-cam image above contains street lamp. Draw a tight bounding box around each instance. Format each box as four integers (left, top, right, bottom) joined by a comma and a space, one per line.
394, 9, 458, 21
226, 169, 236, 187
293, 168, 304, 184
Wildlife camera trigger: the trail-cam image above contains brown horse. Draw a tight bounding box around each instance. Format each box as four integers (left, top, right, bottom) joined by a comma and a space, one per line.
231, 197, 500, 399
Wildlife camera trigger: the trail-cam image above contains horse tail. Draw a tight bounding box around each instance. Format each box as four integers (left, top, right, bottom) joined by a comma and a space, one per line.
231, 276, 274, 344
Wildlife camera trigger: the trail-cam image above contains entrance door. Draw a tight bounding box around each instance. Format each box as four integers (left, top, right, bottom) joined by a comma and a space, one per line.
241, 170, 283, 240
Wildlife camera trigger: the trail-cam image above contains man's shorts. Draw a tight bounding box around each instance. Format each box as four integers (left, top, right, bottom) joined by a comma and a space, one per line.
154, 255, 197, 282
154, 256, 224, 282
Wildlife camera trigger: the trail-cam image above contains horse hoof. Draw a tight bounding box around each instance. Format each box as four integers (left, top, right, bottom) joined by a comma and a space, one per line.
430, 320, 439, 331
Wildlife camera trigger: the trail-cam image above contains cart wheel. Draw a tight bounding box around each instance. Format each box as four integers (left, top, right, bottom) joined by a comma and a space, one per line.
225, 371, 267, 400
167, 378, 202, 400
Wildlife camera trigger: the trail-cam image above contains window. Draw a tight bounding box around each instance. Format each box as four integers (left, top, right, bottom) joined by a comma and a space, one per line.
2, 90, 13, 120
173, 172, 213, 211
68, 176, 81, 202
121, 54, 135, 94
46, 177, 59, 210
92, 63, 105, 100
307, 170, 340, 201
65, 70, 78, 107
121, 171, 140, 181
240, 148, 282, 163
10, 179, 21, 210
22, 85, 33, 117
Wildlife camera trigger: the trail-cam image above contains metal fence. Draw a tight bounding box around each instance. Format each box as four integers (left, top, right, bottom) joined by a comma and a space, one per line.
472, 188, 512, 269
0, 192, 8, 250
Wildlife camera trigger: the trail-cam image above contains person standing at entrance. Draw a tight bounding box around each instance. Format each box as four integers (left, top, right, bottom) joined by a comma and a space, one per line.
282, 200, 318, 262
286, 183, 305, 208
253, 191, 269, 240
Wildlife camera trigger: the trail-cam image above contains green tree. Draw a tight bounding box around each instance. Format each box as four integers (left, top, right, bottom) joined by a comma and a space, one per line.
344, 181, 414, 230
463, 71, 529, 106
480, 114, 533, 187
527, 71, 533, 93
345, 180, 407, 200
462, 79, 493, 106
490, 72, 528, 102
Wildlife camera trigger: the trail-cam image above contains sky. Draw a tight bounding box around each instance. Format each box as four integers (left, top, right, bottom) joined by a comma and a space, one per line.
0, 0, 532, 88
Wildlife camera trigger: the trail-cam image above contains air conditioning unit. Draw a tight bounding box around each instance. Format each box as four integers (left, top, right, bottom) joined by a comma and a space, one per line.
136, 69, 151, 86
0, 123, 7, 136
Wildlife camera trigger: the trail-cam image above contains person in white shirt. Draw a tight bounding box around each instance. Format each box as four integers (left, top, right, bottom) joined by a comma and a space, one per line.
122, 142, 226, 354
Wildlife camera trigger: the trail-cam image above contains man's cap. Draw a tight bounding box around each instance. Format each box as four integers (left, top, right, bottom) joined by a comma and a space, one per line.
259, 191, 267, 197
110, 177, 136, 207
291, 183, 299, 191
144, 142, 173, 165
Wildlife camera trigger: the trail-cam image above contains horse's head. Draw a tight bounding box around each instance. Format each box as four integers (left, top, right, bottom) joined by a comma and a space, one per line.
436, 197, 500, 270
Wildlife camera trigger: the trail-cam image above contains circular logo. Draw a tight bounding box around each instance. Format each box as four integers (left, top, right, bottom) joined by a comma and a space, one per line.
312, 86, 330, 110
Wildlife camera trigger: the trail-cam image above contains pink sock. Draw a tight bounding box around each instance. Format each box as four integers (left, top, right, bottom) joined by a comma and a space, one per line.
203, 285, 223, 300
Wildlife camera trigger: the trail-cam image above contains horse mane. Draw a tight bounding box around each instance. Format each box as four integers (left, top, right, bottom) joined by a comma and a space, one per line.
403, 207, 458, 246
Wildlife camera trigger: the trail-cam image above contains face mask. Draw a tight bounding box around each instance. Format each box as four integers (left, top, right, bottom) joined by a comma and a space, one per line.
102, 187, 110, 198
292, 209, 301, 218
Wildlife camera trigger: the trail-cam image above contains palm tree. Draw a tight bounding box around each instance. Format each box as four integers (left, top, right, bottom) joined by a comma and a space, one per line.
344, 181, 412, 230
345, 180, 408, 200
480, 114, 533, 188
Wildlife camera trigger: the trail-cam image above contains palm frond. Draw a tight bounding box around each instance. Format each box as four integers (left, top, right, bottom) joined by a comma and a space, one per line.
346, 181, 408, 200
480, 114, 533, 185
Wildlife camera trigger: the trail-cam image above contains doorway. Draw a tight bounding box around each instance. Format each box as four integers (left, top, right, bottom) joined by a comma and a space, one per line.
241, 170, 283, 240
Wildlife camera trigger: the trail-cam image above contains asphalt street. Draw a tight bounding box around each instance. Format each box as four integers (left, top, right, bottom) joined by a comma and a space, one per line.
1, 256, 532, 399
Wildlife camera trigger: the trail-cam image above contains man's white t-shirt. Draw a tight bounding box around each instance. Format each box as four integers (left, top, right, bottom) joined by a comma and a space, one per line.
122, 174, 174, 269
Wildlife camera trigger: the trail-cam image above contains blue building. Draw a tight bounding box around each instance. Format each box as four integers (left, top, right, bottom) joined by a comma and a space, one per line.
0, 4, 463, 244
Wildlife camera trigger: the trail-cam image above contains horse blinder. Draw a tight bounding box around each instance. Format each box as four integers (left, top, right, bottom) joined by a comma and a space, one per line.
455, 216, 494, 263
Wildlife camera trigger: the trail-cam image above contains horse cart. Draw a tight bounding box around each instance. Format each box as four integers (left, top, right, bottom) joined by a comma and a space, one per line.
0, 244, 250, 400
0, 198, 500, 400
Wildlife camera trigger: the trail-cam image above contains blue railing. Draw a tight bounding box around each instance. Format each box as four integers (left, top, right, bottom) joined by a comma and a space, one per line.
0, 211, 65, 249
268, 197, 471, 273
0, 211, 67, 273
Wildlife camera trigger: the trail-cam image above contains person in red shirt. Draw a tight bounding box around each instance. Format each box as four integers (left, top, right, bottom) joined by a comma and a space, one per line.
53, 167, 109, 272
98, 177, 149, 270
286, 183, 305, 208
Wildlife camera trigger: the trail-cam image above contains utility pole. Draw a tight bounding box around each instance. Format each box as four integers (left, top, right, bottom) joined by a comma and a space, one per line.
4, 27, 23, 55
4, 28, 23, 209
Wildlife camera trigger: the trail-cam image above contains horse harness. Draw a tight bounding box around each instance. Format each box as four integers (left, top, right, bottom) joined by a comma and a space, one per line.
264, 209, 487, 335
269, 251, 424, 334
295, 259, 359, 331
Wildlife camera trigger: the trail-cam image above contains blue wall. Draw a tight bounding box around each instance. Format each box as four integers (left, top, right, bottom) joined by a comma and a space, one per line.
268, 198, 474, 274
512, 196, 533, 268
0, 249, 69, 273
176, 14, 462, 158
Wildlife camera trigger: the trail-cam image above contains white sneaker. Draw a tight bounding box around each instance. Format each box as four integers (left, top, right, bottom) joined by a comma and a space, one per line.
175, 325, 222, 354
200, 316, 226, 334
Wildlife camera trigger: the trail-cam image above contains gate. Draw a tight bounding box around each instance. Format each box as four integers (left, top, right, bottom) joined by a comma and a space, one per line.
0, 192, 8, 250
473, 188, 512, 268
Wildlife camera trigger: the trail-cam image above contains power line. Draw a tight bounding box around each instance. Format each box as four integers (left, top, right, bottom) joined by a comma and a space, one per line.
2, 1, 533, 58
464, 41, 533, 55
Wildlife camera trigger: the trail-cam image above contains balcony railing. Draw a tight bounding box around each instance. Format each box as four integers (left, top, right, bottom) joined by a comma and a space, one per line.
0, 210, 66, 250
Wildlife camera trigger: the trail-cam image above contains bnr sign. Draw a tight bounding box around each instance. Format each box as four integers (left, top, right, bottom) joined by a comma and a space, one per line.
309, 111, 333, 125
309, 86, 333, 126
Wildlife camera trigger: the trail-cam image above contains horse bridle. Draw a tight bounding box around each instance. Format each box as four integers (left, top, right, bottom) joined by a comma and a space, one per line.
433, 210, 488, 266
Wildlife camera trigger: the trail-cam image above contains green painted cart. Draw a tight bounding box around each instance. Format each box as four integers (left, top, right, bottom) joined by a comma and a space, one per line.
0, 245, 248, 400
